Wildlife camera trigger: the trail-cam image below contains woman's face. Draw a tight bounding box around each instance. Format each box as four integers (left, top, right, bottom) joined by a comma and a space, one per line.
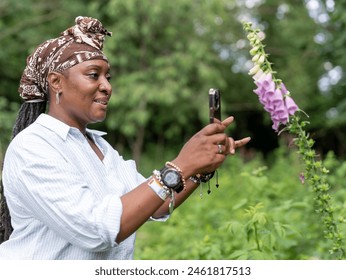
56, 59, 112, 129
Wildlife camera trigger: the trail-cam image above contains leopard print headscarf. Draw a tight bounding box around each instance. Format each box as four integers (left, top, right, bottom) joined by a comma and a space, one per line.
19, 16, 112, 102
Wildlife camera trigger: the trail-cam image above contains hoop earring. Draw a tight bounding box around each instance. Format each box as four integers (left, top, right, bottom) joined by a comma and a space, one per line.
56, 91, 61, 105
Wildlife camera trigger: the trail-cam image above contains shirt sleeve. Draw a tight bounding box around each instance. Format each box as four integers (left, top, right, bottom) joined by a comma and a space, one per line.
3, 137, 123, 252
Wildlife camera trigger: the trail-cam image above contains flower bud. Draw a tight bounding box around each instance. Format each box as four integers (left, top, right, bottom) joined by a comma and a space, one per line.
257, 54, 265, 64
252, 68, 265, 81
247, 34, 254, 40
252, 54, 260, 62
248, 64, 260, 76
249, 46, 260, 55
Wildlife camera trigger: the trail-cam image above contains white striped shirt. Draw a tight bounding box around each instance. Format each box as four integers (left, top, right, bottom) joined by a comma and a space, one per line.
0, 114, 160, 259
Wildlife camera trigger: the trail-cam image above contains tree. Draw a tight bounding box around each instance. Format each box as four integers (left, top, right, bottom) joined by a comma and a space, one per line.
89, 0, 242, 163
0, 0, 95, 159
321, 0, 346, 155
1, 0, 343, 164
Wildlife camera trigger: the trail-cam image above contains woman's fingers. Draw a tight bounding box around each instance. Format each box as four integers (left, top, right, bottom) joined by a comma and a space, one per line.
204, 116, 234, 135
215, 136, 251, 156
203, 117, 251, 156
221, 116, 235, 127
227, 136, 251, 155
235, 137, 251, 148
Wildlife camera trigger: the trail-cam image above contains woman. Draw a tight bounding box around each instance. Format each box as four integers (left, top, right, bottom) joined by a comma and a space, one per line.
0, 16, 250, 259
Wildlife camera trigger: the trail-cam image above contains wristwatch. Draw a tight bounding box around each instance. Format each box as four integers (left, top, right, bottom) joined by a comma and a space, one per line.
160, 166, 184, 193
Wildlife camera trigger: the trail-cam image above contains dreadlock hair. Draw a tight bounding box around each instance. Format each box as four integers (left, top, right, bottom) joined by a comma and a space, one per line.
0, 101, 46, 243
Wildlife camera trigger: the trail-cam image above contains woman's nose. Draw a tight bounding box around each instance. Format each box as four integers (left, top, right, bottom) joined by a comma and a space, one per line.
99, 77, 112, 95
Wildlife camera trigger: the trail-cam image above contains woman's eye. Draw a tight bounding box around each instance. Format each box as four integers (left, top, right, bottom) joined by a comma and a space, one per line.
88, 73, 99, 79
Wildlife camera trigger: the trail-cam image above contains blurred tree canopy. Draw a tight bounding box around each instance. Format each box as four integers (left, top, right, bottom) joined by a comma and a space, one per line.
0, 0, 345, 165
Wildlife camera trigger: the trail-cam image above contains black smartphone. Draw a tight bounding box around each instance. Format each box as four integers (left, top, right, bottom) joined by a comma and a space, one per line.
209, 88, 221, 123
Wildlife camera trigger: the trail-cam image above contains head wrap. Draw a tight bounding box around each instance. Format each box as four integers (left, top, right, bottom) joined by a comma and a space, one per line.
19, 16, 112, 102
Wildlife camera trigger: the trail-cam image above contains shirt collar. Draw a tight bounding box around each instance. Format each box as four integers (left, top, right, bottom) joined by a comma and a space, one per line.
86, 128, 107, 142
36, 114, 107, 141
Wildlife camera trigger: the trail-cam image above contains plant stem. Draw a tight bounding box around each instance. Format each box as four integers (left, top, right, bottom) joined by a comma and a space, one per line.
254, 222, 261, 251
288, 115, 345, 258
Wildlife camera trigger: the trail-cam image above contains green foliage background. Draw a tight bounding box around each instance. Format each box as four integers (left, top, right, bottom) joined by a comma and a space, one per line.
136, 147, 346, 259
1, 0, 346, 259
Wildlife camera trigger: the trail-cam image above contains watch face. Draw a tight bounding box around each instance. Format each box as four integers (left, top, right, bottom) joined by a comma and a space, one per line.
162, 169, 181, 188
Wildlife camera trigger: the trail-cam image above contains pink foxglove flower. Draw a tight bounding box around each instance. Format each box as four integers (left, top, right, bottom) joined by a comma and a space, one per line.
252, 72, 296, 131
246, 29, 299, 132
285, 96, 299, 115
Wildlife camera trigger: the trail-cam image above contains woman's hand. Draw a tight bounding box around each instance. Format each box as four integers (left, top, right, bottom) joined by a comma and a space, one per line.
118, 116, 250, 241
172, 116, 251, 178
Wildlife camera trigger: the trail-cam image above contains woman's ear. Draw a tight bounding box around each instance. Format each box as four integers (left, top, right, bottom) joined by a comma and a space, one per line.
47, 72, 63, 93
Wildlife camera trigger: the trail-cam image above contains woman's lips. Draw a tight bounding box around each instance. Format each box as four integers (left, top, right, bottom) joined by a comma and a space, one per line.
94, 97, 109, 105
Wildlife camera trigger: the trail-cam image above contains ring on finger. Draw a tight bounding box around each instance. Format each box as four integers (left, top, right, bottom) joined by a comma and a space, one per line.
217, 144, 223, 154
